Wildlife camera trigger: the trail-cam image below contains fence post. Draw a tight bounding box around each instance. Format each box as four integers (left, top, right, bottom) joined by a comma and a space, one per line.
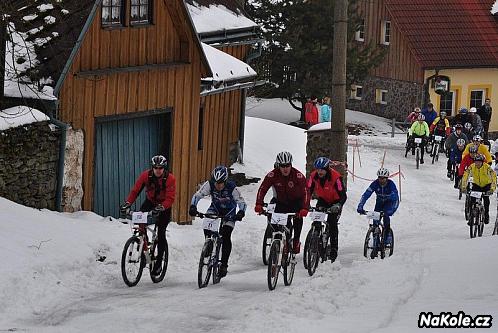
391, 118, 395, 138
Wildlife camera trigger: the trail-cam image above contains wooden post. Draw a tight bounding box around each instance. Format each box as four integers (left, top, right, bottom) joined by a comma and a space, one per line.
391, 118, 395, 137
381, 150, 386, 168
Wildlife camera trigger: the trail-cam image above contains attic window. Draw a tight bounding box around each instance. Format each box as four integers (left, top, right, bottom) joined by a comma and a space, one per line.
102, 0, 125, 26
130, 0, 152, 25
381, 20, 391, 45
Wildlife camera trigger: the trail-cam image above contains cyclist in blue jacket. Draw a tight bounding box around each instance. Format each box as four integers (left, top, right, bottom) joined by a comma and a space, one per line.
357, 168, 399, 249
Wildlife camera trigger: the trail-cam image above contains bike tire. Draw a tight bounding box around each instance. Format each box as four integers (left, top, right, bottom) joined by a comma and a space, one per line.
303, 228, 313, 269
262, 223, 272, 266
197, 239, 213, 288
493, 219, 498, 236
435, 144, 440, 162
212, 241, 222, 285
363, 228, 373, 258
283, 250, 296, 286
431, 144, 437, 164
379, 233, 386, 259
121, 236, 145, 287
267, 240, 280, 291
307, 234, 320, 276
469, 211, 476, 239
416, 148, 420, 169
425, 141, 432, 154
478, 210, 484, 237
150, 239, 169, 283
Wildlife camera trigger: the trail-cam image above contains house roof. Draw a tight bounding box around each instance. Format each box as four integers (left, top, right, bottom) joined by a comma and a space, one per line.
201, 42, 256, 83
386, 0, 498, 69
185, 0, 258, 37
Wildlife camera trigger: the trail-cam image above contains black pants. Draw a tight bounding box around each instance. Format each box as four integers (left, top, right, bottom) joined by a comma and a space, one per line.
316, 199, 340, 252
140, 199, 171, 260
204, 225, 233, 267
482, 121, 490, 140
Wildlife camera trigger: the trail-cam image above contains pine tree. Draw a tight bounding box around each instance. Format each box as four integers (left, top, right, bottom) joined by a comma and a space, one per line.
247, 0, 386, 121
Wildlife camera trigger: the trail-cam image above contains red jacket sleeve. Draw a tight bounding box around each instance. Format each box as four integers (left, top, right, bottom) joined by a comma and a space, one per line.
126, 171, 149, 204
297, 171, 311, 209
161, 174, 176, 209
256, 172, 275, 206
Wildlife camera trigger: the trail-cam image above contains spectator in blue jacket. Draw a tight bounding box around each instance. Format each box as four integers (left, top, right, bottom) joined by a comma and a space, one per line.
357, 168, 399, 249
320, 96, 331, 122
422, 103, 438, 126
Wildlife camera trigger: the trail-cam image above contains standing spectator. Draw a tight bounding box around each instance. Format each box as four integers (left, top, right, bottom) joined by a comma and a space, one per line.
406, 107, 422, 124
304, 96, 319, 128
469, 107, 483, 136
422, 103, 438, 126
320, 96, 331, 122
478, 98, 492, 140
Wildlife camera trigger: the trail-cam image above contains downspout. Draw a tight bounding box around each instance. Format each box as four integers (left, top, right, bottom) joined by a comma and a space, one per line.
48, 103, 68, 212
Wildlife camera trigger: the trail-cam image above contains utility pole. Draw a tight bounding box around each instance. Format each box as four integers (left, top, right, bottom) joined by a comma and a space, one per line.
0, 13, 6, 103
330, 0, 348, 180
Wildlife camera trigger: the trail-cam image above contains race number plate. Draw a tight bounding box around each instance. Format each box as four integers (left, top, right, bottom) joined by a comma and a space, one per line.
366, 211, 381, 220
202, 218, 221, 232
414, 138, 422, 144
470, 191, 483, 199
266, 203, 276, 213
434, 135, 443, 142
271, 213, 289, 225
310, 212, 327, 222
132, 212, 148, 224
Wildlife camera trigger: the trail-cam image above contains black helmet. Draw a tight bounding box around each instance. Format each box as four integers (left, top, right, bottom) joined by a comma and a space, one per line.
474, 154, 485, 162
151, 155, 167, 168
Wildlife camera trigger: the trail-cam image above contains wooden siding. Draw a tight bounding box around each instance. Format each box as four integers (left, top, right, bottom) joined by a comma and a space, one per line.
358, 0, 424, 83
57, 0, 211, 222
219, 45, 251, 61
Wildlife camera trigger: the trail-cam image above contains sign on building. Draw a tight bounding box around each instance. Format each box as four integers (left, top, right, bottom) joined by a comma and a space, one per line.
434, 75, 451, 95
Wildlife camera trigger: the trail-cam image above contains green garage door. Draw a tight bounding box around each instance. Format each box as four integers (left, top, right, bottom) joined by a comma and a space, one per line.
94, 112, 171, 217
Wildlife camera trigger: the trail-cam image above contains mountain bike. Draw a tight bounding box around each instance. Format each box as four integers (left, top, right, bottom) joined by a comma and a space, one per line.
431, 135, 444, 164
468, 191, 489, 239
197, 212, 231, 288
362, 211, 394, 259
120, 210, 168, 287
259, 205, 297, 291
404, 137, 423, 169
303, 207, 335, 276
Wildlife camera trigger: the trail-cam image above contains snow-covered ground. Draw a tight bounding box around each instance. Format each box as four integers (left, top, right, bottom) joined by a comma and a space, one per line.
1, 100, 498, 332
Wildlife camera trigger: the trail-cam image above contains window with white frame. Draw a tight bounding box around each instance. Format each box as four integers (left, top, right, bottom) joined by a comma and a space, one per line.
376, 89, 388, 104
470, 90, 486, 109
102, 0, 125, 26
439, 91, 455, 115
381, 20, 391, 45
355, 19, 365, 42
351, 85, 363, 100
130, 0, 152, 24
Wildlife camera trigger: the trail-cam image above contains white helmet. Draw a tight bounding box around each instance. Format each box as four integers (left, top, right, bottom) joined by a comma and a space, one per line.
469, 107, 477, 113
377, 168, 390, 178
276, 151, 293, 165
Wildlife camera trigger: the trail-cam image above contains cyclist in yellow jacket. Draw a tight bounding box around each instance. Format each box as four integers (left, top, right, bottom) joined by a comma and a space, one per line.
406, 114, 430, 163
461, 153, 496, 224
462, 134, 492, 164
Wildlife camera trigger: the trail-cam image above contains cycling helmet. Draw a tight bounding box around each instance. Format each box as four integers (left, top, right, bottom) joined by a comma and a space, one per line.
459, 107, 468, 114
439, 111, 446, 118
276, 151, 293, 165
469, 107, 477, 113
472, 134, 482, 142
454, 123, 463, 130
377, 168, 390, 178
314, 157, 330, 170
473, 153, 485, 162
469, 145, 478, 154
151, 155, 167, 168
417, 114, 425, 121
456, 138, 466, 147
414, 107, 421, 113
211, 165, 229, 183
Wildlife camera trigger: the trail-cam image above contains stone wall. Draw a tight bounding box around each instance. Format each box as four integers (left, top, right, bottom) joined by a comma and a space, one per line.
0, 121, 60, 209
347, 76, 424, 121
306, 128, 348, 178
61, 127, 84, 212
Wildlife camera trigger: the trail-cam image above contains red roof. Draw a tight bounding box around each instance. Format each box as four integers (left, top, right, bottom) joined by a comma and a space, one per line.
386, 0, 498, 68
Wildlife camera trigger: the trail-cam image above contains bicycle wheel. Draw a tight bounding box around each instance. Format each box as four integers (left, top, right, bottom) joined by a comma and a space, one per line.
416, 148, 420, 169
431, 144, 438, 164
477, 209, 484, 237
262, 224, 272, 265
307, 233, 320, 276
363, 228, 374, 258
303, 228, 313, 269
283, 250, 296, 286
267, 240, 280, 291
435, 144, 440, 162
198, 239, 213, 288
469, 210, 477, 239
425, 141, 432, 154
493, 219, 498, 236
121, 236, 145, 287
212, 241, 222, 285
150, 239, 169, 283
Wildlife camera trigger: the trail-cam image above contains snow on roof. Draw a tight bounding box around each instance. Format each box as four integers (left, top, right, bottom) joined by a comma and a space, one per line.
492, 0, 498, 14
0, 106, 50, 131
187, 2, 258, 34
201, 43, 256, 82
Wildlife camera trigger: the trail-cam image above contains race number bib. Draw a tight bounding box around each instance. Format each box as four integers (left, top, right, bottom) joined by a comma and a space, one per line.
470, 191, 483, 199
366, 211, 381, 220
271, 213, 289, 225
132, 212, 148, 224
414, 138, 422, 144
309, 212, 327, 222
434, 135, 443, 142
202, 218, 221, 232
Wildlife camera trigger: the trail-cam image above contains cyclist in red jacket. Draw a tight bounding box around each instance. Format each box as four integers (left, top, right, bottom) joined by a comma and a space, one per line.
255, 151, 310, 253
121, 155, 176, 275
307, 157, 347, 262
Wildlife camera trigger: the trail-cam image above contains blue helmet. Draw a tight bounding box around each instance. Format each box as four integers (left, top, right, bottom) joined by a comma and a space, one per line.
314, 157, 330, 170
211, 165, 228, 183
459, 107, 468, 114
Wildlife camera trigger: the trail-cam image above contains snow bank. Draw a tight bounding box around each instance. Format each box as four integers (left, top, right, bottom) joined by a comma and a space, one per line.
0, 105, 49, 131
